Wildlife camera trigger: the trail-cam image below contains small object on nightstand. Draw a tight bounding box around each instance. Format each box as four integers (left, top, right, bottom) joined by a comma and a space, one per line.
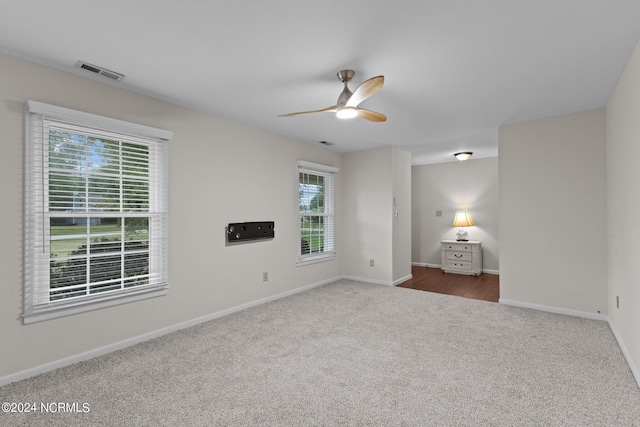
441, 240, 482, 276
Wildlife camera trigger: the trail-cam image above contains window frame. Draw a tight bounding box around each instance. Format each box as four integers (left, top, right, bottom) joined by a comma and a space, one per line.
23, 101, 172, 324
297, 160, 338, 266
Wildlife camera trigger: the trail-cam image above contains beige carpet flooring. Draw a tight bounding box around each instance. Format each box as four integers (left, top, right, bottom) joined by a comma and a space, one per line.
1, 279, 639, 426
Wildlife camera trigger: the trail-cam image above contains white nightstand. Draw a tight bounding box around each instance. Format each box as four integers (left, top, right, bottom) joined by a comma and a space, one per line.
440, 240, 483, 276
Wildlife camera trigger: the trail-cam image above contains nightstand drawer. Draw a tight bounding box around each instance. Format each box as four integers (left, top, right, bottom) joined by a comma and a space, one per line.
443, 243, 472, 252
446, 261, 472, 271
446, 252, 471, 261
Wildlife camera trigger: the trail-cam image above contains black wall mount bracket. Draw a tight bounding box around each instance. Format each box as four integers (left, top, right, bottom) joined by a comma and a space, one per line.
227, 221, 274, 242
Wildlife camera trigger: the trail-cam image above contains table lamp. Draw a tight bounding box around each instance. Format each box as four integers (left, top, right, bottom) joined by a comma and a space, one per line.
452, 211, 474, 241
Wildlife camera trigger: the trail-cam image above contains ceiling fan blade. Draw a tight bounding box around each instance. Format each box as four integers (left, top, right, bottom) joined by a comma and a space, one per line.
345, 76, 384, 107
278, 105, 338, 117
357, 109, 387, 122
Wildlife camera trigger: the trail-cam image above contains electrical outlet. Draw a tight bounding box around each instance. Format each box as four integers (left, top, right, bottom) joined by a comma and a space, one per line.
436, 210, 442, 217
616, 295, 619, 309
263, 272, 268, 282
369, 259, 374, 267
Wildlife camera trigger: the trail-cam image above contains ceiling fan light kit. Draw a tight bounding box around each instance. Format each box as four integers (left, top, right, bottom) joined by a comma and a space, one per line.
336, 106, 358, 119
279, 70, 386, 122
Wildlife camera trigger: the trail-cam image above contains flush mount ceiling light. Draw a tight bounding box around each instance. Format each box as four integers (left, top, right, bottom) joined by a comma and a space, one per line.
454, 152, 473, 161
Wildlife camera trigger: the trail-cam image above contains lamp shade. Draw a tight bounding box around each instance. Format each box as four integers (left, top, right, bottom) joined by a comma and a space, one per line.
452, 211, 474, 227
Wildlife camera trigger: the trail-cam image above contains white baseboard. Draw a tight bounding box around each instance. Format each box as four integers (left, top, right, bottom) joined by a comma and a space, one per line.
342, 274, 413, 287
393, 274, 413, 286
498, 298, 608, 321
0, 276, 341, 388
343, 275, 394, 286
411, 262, 440, 268
412, 262, 500, 275
608, 321, 640, 389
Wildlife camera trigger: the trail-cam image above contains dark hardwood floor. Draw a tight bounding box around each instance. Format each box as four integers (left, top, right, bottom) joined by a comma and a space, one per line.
398, 266, 500, 303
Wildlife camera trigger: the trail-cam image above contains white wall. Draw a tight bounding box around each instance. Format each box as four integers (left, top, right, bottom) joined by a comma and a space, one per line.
606, 40, 640, 383
342, 147, 393, 283
412, 157, 499, 271
392, 148, 412, 283
0, 53, 343, 378
342, 146, 412, 285
499, 109, 607, 315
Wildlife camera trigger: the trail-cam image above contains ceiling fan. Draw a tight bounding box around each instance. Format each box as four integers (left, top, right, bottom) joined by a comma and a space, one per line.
279, 70, 386, 122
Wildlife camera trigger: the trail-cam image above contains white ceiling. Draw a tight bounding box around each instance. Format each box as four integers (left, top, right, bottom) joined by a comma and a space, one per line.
2, 0, 639, 164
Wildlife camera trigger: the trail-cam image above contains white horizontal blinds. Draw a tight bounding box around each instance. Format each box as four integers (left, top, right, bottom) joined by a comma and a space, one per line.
147, 140, 169, 296
24, 110, 49, 311
24, 101, 170, 322
297, 161, 337, 262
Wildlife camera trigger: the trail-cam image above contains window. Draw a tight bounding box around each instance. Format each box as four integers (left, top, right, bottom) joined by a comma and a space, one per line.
297, 161, 337, 265
24, 101, 171, 323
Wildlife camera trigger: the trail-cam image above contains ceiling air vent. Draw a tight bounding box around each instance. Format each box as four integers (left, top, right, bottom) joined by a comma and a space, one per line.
318, 140, 335, 146
74, 61, 125, 82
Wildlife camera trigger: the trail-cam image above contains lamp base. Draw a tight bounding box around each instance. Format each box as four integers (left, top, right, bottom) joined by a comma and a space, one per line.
456, 228, 468, 241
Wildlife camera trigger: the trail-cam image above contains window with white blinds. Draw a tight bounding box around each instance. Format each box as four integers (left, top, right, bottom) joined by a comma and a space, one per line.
24, 101, 171, 323
297, 161, 337, 265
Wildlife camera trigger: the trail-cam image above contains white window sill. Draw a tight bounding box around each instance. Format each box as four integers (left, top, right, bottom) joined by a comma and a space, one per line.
24, 287, 168, 324
296, 254, 336, 267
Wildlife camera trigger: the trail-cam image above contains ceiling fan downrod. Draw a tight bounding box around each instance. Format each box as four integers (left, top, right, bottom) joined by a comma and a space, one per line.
337, 70, 355, 105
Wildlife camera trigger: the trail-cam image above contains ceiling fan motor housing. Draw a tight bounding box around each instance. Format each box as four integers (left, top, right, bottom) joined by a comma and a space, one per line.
337, 69, 355, 82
